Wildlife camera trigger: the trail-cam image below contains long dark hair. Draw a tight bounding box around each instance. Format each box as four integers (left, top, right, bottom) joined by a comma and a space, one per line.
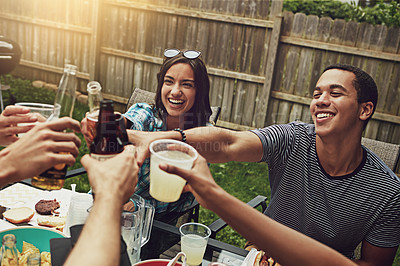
154, 53, 212, 130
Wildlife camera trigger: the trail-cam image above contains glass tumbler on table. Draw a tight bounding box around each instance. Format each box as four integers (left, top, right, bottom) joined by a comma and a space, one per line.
149, 139, 198, 202
179, 222, 211, 266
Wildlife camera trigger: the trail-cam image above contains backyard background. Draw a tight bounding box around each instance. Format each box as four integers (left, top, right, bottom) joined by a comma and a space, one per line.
0, 0, 400, 264
0, 0, 399, 151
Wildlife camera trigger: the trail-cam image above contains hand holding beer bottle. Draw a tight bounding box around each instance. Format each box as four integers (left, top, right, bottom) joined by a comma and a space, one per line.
31, 64, 78, 190
90, 100, 126, 161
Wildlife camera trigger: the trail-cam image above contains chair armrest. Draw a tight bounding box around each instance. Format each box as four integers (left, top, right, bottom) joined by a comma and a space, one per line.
155, 199, 200, 224
208, 195, 267, 238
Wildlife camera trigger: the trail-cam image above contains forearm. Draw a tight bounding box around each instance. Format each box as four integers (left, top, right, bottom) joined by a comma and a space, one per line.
0, 149, 17, 187
64, 196, 123, 266
205, 188, 356, 266
128, 127, 235, 163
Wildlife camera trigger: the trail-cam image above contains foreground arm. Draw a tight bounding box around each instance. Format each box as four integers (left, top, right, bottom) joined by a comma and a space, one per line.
0, 105, 40, 146
64, 146, 138, 266
0, 117, 81, 187
128, 126, 263, 165
160, 157, 357, 266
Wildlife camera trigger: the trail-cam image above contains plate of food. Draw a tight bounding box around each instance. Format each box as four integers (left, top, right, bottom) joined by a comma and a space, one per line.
0, 226, 65, 251
0, 226, 64, 265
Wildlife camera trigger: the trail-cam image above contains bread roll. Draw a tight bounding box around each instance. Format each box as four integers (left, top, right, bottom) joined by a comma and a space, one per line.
3, 207, 34, 224
37, 216, 66, 228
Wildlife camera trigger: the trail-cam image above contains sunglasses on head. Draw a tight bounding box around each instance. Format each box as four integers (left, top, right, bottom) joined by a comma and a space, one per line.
164, 48, 201, 60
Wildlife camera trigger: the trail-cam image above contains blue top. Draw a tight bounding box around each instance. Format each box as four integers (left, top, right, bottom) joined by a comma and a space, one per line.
123, 103, 195, 214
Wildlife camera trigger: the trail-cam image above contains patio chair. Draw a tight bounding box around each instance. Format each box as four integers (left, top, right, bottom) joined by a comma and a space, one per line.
361, 137, 400, 173
208, 195, 268, 238
353, 138, 400, 259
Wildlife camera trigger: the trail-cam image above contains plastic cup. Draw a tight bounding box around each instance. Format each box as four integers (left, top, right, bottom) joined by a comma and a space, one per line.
64, 193, 93, 237
179, 223, 211, 265
149, 139, 198, 202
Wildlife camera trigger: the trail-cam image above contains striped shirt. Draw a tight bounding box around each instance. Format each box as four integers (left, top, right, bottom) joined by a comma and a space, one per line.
123, 103, 195, 214
251, 122, 400, 258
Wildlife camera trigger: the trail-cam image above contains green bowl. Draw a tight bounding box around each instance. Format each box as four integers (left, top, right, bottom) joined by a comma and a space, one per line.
0, 226, 65, 252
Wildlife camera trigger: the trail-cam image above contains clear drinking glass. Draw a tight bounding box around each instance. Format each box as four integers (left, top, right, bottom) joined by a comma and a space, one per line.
15, 102, 55, 137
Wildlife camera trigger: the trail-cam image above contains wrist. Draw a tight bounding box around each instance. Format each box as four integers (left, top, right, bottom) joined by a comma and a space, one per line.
0, 149, 17, 186
173, 128, 186, 142
94, 193, 124, 211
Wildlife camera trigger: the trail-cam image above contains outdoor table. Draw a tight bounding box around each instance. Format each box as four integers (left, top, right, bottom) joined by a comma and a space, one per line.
153, 220, 248, 265
0, 180, 249, 265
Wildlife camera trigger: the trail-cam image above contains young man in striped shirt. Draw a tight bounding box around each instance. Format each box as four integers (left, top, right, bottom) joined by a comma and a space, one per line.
131, 64, 400, 266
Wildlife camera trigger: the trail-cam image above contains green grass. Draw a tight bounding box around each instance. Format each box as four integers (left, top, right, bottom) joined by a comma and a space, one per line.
2, 75, 399, 264
203, 161, 270, 247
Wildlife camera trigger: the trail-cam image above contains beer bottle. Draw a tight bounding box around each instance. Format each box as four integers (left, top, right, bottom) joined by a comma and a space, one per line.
31, 64, 78, 190
90, 100, 124, 161
86, 81, 103, 141
1, 234, 19, 266
87, 81, 103, 116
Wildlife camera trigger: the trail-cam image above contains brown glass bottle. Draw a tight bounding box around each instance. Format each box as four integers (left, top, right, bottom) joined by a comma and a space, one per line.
90, 100, 124, 160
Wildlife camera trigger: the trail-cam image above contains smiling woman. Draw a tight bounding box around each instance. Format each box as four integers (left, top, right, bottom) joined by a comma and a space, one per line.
118, 49, 213, 259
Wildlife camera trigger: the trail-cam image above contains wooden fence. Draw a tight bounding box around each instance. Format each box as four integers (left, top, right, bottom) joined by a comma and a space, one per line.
0, 0, 399, 145
270, 12, 400, 144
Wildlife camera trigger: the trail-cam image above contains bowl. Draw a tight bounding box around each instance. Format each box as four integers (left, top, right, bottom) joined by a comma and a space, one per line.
134, 259, 182, 266
0, 226, 65, 252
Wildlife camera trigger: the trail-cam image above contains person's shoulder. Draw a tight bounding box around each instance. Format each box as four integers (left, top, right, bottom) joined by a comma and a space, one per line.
125, 103, 155, 117
130, 102, 154, 111
289, 120, 314, 131
360, 149, 400, 196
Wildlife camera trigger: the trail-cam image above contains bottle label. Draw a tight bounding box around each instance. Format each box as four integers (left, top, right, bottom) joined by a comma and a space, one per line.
91, 153, 118, 161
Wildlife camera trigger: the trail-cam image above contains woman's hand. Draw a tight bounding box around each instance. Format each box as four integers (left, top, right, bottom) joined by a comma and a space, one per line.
126, 130, 157, 166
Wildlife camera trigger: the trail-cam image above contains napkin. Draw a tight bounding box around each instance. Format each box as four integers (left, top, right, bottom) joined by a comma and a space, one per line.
240, 248, 260, 266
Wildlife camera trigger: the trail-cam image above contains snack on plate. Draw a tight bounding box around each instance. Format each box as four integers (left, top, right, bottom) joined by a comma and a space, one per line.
252, 249, 281, 266
35, 199, 60, 215
3, 207, 34, 224
37, 216, 66, 231
17, 239, 52, 266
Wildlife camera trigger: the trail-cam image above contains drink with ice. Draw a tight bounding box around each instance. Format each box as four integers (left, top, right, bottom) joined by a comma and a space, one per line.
149, 139, 198, 203
181, 234, 208, 265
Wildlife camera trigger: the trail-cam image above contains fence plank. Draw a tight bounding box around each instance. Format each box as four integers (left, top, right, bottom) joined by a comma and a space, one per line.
294, 15, 318, 98
221, 79, 235, 122
253, 16, 282, 127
